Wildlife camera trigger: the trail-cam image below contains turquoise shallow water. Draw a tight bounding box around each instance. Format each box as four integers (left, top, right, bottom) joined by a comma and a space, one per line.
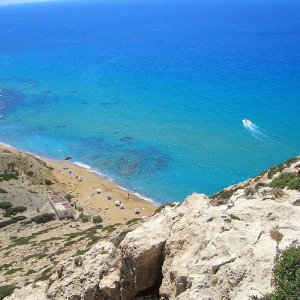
0, 0, 300, 203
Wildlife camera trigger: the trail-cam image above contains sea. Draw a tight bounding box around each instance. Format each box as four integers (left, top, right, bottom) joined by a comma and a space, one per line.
0, 0, 300, 203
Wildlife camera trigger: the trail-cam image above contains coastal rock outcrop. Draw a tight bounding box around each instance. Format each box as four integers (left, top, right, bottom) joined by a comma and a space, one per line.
6, 159, 300, 300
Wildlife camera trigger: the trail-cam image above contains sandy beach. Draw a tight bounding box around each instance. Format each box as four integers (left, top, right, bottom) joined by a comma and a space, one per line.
0, 143, 157, 225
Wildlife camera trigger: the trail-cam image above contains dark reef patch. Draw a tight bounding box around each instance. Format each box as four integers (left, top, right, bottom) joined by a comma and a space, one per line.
43, 90, 52, 94
120, 136, 133, 142
0, 88, 27, 116
114, 148, 169, 176
100, 101, 120, 106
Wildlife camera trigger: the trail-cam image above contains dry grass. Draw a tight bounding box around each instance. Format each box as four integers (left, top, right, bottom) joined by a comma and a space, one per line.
270, 229, 283, 243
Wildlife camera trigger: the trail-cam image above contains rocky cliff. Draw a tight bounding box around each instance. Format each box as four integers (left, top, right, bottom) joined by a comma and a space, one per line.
6, 156, 300, 300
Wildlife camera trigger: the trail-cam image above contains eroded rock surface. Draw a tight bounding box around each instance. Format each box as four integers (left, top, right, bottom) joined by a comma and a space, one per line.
6, 158, 300, 300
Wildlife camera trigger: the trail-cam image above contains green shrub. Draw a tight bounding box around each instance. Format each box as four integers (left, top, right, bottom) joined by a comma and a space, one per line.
35, 266, 53, 282
126, 218, 142, 225
77, 206, 83, 212
4, 206, 27, 217
268, 166, 279, 179
210, 187, 240, 203
20, 219, 32, 225
44, 179, 54, 186
74, 249, 89, 256
12, 215, 27, 222
25, 269, 36, 276
268, 246, 300, 299
287, 177, 300, 190
0, 219, 17, 229
0, 172, 19, 182
26, 171, 34, 177
0, 284, 16, 300
23, 252, 48, 261
92, 215, 103, 224
103, 224, 121, 233
0, 201, 13, 209
0, 263, 12, 271
0, 188, 7, 194
154, 202, 177, 214
285, 157, 299, 167
4, 268, 23, 276
81, 215, 90, 223
31, 213, 56, 224
269, 172, 300, 190
64, 193, 73, 201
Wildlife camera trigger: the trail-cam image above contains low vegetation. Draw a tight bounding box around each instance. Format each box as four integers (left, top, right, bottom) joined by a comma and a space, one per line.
103, 223, 121, 233
25, 269, 36, 276
266, 156, 299, 179
244, 187, 255, 198
26, 171, 34, 177
0, 218, 17, 229
0, 172, 19, 182
64, 193, 73, 201
126, 218, 142, 225
92, 215, 103, 224
268, 172, 300, 190
210, 187, 240, 205
0, 201, 13, 209
0, 284, 16, 300
264, 246, 300, 300
44, 179, 54, 186
23, 252, 48, 261
4, 268, 23, 276
270, 188, 285, 199
4, 206, 27, 217
31, 213, 56, 224
270, 229, 284, 243
0, 263, 12, 271
154, 202, 177, 214
80, 215, 90, 223
4, 228, 52, 250
35, 266, 53, 282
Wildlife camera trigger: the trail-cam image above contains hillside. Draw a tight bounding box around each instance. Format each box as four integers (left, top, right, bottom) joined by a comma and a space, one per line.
1, 153, 300, 299
0, 146, 155, 299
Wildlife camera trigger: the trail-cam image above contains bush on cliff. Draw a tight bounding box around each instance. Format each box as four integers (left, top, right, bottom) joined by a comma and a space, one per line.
31, 213, 56, 224
4, 206, 27, 217
0, 219, 17, 229
0, 284, 16, 300
268, 172, 300, 190
265, 246, 300, 300
0, 201, 13, 209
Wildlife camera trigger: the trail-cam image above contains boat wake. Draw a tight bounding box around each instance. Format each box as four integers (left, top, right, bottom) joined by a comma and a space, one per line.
242, 118, 267, 141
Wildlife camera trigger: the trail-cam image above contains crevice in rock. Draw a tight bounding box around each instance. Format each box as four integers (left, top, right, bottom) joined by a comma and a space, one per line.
253, 231, 265, 246
212, 257, 236, 274
133, 241, 166, 300
111, 228, 134, 247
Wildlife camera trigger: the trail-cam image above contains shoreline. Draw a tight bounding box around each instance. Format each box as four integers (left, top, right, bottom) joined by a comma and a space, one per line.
0, 142, 158, 225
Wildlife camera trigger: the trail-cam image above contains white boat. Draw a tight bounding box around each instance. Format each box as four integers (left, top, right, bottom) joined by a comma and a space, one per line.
242, 118, 252, 126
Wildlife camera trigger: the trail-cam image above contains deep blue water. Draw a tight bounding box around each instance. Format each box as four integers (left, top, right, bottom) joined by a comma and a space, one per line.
0, 0, 300, 203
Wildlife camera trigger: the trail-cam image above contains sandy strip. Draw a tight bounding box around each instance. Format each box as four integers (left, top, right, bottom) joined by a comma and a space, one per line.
0, 143, 158, 225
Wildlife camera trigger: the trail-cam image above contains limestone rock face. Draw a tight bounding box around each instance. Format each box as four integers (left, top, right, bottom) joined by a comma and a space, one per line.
7, 190, 300, 300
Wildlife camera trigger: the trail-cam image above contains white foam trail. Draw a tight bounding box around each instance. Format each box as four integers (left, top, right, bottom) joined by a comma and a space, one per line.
243, 120, 268, 141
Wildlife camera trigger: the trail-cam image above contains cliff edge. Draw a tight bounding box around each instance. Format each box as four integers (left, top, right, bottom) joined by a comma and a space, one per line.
5, 156, 300, 300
